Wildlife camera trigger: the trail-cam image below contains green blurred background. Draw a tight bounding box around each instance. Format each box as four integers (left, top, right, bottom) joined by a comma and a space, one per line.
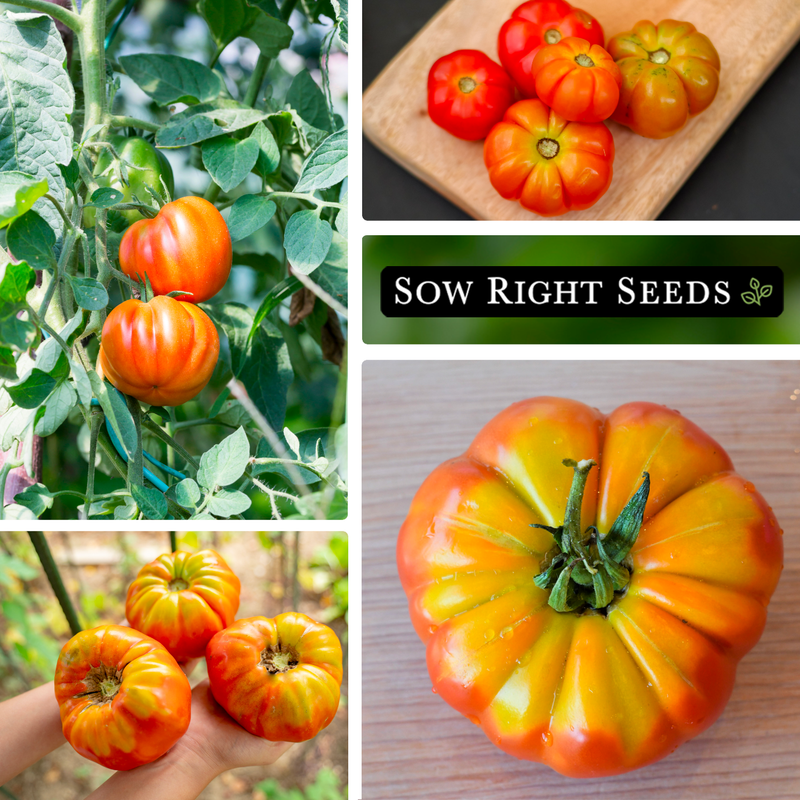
363, 236, 800, 344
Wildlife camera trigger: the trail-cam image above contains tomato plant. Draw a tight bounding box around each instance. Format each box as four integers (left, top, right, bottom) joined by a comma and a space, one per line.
531, 37, 621, 123
498, 0, 604, 98
607, 19, 721, 139
397, 397, 783, 777
125, 549, 241, 661
98, 295, 219, 407
0, 0, 348, 521
206, 612, 343, 742
427, 50, 516, 141
119, 196, 232, 303
54, 624, 191, 771
483, 99, 614, 216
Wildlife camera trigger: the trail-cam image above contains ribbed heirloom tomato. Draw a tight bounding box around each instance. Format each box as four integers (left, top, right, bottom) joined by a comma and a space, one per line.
397, 398, 783, 777
206, 613, 343, 742
98, 295, 219, 406
498, 0, 604, 98
119, 196, 232, 302
484, 99, 614, 216
54, 625, 191, 771
126, 550, 241, 662
607, 19, 721, 139
530, 37, 621, 123
427, 50, 516, 141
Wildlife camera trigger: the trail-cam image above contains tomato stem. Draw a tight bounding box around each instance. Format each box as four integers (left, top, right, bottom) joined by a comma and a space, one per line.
458, 76, 478, 94
575, 53, 595, 68
537, 138, 560, 159
544, 28, 562, 45
531, 460, 650, 614
649, 48, 670, 65
261, 646, 299, 674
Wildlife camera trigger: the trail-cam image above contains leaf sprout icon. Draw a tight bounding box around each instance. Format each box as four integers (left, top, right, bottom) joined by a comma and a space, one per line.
741, 278, 773, 306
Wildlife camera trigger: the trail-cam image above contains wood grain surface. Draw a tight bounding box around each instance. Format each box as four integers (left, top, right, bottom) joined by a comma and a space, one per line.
362, 0, 800, 221
362, 360, 800, 799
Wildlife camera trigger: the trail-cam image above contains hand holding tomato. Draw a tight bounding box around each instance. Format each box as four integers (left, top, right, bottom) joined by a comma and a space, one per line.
54, 625, 192, 771
206, 613, 343, 742
484, 99, 614, 216
119, 196, 232, 303
126, 550, 241, 662
498, 0, 604, 97
427, 50, 515, 141
531, 37, 621, 122
98, 294, 220, 406
607, 19, 721, 138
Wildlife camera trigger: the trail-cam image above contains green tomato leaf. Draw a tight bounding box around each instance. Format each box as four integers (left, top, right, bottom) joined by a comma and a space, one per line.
156, 101, 268, 148
33, 380, 76, 436
335, 190, 347, 238
197, 426, 251, 490
294, 128, 348, 193
287, 70, 331, 132
284, 210, 332, 274
251, 122, 281, 176
59, 159, 80, 195
198, 0, 257, 48
89, 374, 137, 457
0, 346, 16, 381
0, 172, 49, 230
202, 135, 260, 193
0, 260, 36, 304
227, 194, 276, 242
68, 276, 109, 311
86, 187, 124, 208
331, 0, 348, 50
245, 12, 293, 57
6, 211, 56, 271
131, 484, 168, 520
310, 231, 347, 306
167, 478, 202, 510
6, 369, 56, 409
207, 489, 252, 517
12, 483, 54, 518
246, 0, 282, 18
119, 53, 225, 106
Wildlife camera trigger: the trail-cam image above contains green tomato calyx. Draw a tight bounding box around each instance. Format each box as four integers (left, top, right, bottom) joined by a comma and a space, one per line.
649, 48, 670, 65
537, 138, 560, 159
532, 459, 650, 614
458, 76, 478, 94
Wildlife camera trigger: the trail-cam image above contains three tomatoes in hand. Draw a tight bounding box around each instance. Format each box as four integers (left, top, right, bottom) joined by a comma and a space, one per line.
99, 195, 232, 407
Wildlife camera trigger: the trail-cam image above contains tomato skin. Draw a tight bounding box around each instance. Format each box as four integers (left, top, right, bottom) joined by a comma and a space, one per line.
126, 550, 241, 662
428, 50, 516, 141
498, 0, 604, 98
398, 398, 783, 778
607, 19, 721, 139
119, 196, 232, 303
54, 625, 191, 771
531, 37, 621, 122
206, 613, 343, 742
483, 99, 614, 216
98, 295, 220, 407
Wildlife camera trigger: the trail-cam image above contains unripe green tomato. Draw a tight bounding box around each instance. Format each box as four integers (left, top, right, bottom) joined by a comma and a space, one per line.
85, 135, 175, 227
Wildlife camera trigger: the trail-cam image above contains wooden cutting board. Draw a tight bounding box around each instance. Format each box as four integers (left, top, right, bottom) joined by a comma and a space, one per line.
362, 0, 800, 220
362, 360, 800, 798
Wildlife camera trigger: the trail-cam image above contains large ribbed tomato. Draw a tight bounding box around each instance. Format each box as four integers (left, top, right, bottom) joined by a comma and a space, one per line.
206, 613, 343, 742
97, 295, 219, 406
606, 20, 721, 139
54, 625, 191, 770
126, 550, 241, 662
498, 0, 604, 97
119, 196, 232, 303
397, 398, 783, 778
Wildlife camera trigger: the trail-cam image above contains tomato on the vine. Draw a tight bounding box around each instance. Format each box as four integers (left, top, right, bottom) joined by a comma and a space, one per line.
498, 0, 604, 98
98, 294, 219, 407
206, 613, 343, 742
427, 50, 516, 141
54, 625, 191, 771
119, 196, 232, 303
607, 19, 721, 139
397, 397, 783, 777
87, 134, 175, 227
483, 99, 614, 216
126, 550, 241, 662
531, 37, 621, 122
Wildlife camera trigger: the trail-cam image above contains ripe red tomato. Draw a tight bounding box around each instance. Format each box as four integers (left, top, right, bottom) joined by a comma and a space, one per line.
498, 0, 604, 98
119, 196, 232, 303
54, 625, 192, 770
427, 50, 516, 141
531, 37, 621, 122
607, 19, 721, 139
206, 613, 343, 742
483, 98, 614, 216
397, 398, 783, 777
98, 295, 219, 407
126, 550, 241, 662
